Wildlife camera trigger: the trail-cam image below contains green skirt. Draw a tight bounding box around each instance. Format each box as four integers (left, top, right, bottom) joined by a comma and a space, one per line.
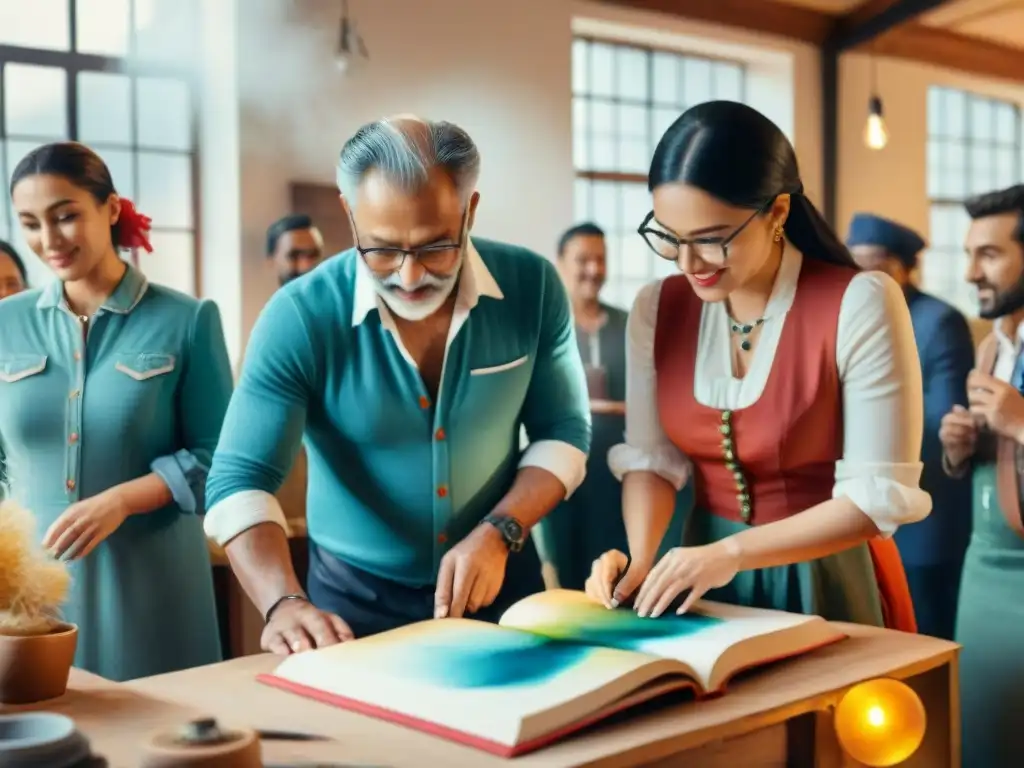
956, 464, 1024, 768
688, 509, 885, 627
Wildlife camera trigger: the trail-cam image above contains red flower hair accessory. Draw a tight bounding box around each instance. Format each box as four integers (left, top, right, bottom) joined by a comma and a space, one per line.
116, 198, 154, 253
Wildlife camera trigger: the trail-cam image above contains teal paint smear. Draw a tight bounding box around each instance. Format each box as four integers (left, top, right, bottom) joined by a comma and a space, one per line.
531, 606, 723, 652
391, 631, 594, 689
384, 608, 723, 690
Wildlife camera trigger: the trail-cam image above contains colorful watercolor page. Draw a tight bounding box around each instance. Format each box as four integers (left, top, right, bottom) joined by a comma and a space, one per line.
498, 590, 846, 692
265, 617, 692, 749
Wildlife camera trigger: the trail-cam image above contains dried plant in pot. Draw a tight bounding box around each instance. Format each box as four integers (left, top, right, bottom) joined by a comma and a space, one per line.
0, 501, 76, 704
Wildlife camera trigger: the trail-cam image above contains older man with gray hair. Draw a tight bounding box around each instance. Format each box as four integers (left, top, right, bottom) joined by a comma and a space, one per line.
204, 116, 591, 654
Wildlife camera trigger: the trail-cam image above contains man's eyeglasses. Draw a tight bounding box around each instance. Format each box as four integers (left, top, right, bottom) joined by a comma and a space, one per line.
355, 210, 469, 275
637, 202, 769, 265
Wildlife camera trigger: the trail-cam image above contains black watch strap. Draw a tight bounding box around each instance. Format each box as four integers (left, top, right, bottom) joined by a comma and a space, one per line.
264, 593, 307, 624
483, 513, 526, 552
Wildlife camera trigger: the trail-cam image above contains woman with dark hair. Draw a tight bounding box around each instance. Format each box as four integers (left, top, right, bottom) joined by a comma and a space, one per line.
0, 239, 28, 298
585, 102, 929, 627
0, 142, 233, 680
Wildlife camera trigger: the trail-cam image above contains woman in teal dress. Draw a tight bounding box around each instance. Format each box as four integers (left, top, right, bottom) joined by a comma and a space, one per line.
0, 142, 233, 681
585, 102, 927, 625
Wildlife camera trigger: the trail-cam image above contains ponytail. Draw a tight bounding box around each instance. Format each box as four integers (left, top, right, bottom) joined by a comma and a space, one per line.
782, 191, 858, 270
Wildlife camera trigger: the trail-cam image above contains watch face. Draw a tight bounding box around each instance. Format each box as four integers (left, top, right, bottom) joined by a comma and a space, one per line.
504, 519, 524, 541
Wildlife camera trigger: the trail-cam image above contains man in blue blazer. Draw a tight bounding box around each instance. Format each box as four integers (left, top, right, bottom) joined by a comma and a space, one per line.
846, 213, 974, 639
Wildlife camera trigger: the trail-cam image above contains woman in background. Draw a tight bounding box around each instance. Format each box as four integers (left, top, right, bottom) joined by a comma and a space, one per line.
0, 239, 28, 298
586, 102, 928, 627
0, 142, 233, 681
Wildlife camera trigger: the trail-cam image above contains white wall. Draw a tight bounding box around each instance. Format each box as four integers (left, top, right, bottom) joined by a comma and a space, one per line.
235, 0, 574, 350
198, 0, 243, 363
228, 0, 814, 354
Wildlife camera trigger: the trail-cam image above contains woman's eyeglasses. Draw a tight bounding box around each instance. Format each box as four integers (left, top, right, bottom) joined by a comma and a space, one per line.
637, 203, 769, 265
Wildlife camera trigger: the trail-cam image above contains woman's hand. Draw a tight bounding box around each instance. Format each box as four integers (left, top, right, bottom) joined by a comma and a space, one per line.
43, 489, 132, 560
634, 538, 742, 618
585, 550, 652, 609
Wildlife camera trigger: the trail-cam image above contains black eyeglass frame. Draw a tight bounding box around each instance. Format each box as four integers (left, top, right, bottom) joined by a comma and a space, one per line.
637, 199, 775, 264
353, 208, 471, 274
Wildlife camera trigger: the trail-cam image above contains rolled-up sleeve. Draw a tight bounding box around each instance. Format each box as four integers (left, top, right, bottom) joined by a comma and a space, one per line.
518, 257, 591, 498
607, 280, 691, 490
833, 272, 933, 537
203, 290, 316, 545
150, 300, 233, 515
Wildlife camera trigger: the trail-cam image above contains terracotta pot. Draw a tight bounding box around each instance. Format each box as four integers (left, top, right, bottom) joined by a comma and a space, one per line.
0, 623, 78, 705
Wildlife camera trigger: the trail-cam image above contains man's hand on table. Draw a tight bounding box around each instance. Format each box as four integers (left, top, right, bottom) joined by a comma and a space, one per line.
261, 598, 354, 655
434, 523, 510, 619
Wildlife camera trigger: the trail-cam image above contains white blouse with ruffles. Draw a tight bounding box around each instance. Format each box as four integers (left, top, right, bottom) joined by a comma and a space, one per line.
607, 244, 932, 536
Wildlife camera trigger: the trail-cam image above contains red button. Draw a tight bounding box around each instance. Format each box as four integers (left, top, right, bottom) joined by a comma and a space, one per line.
418, 395, 430, 409
437, 486, 448, 498
66, 479, 76, 491
435, 428, 446, 441
437, 533, 448, 544
69, 433, 79, 444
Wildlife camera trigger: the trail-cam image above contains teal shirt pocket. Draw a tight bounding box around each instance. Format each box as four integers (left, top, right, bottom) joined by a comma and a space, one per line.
0, 354, 48, 383
463, 353, 533, 422
113, 352, 177, 381
0, 354, 46, 500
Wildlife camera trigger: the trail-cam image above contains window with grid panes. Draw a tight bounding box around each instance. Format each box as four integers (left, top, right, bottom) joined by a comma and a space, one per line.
0, 0, 199, 295
924, 86, 1021, 316
572, 37, 745, 310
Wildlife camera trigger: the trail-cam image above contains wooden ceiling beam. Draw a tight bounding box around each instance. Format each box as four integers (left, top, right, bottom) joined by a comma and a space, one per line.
830, 0, 952, 50
593, 0, 835, 45
871, 22, 1024, 82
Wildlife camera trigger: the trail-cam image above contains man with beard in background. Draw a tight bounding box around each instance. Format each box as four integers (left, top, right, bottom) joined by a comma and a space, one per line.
266, 214, 325, 286
846, 213, 974, 641
206, 116, 590, 653
941, 184, 1024, 766
537, 223, 627, 589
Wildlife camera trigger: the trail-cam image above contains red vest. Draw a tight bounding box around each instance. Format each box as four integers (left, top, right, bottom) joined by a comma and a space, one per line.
652, 258, 917, 632
653, 258, 854, 526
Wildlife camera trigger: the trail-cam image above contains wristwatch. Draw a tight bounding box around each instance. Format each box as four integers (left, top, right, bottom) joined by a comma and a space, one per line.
482, 513, 526, 553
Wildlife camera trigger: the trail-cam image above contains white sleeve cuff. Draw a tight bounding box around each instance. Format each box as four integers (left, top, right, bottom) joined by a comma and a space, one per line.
519, 440, 587, 499
204, 489, 290, 546
607, 442, 691, 491
832, 461, 932, 538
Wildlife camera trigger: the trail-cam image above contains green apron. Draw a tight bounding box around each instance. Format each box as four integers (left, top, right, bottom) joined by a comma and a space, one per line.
956, 463, 1024, 767
687, 509, 885, 626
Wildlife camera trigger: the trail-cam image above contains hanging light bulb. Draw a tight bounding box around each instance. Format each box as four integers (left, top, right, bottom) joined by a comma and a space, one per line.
335, 0, 369, 73
864, 95, 889, 151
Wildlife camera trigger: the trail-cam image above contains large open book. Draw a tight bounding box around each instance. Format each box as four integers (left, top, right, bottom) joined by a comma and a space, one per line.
258, 589, 845, 756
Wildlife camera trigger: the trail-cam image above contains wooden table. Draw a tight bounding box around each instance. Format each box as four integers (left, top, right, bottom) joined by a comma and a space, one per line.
5, 623, 959, 767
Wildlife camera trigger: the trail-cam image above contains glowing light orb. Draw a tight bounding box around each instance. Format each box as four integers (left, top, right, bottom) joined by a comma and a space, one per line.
834, 678, 926, 767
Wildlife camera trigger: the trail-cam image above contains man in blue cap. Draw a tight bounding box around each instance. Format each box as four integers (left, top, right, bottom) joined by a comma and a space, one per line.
846, 212, 974, 640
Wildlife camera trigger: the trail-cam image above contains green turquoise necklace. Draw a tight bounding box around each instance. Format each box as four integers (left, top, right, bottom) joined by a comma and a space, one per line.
729, 317, 764, 352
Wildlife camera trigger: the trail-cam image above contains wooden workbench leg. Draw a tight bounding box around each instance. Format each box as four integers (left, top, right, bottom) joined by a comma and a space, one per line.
903, 659, 959, 768
787, 711, 855, 767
